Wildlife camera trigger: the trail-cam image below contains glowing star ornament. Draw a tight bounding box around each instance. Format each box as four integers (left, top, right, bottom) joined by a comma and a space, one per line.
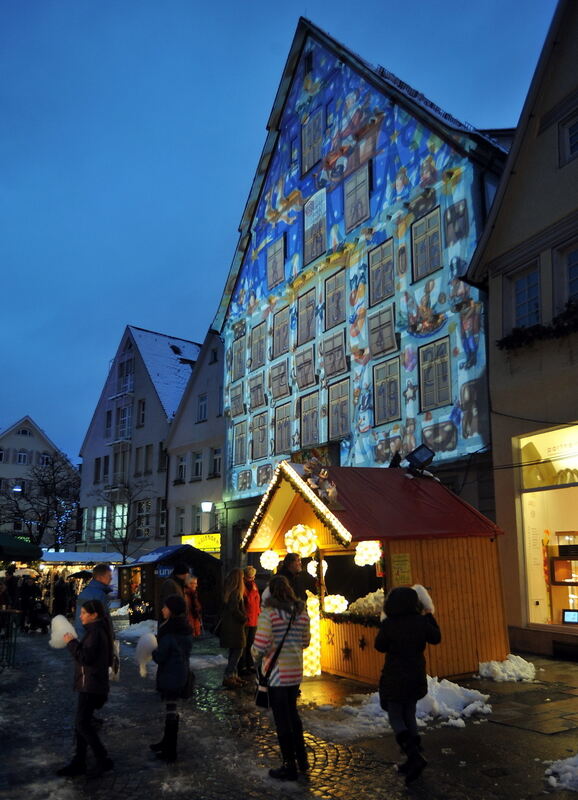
260, 550, 280, 571
323, 594, 349, 614
354, 540, 382, 567
307, 559, 328, 578
284, 524, 318, 558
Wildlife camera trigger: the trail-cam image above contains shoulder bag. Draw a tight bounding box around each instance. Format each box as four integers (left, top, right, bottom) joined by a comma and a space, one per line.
255, 606, 296, 709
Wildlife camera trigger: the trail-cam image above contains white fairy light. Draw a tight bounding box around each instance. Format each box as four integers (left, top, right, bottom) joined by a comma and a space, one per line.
354, 540, 382, 567
323, 594, 349, 613
303, 592, 321, 677
307, 559, 328, 578
260, 549, 280, 571
284, 524, 318, 558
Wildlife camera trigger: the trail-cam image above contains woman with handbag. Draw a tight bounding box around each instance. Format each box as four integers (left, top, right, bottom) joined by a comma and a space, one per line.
252, 575, 310, 781
150, 594, 193, 763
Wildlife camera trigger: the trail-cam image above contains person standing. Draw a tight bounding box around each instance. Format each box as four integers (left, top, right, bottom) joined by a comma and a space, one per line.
150, 594, 193, 763
74, 564, 113, 638
374, 586, 441, 785
219, 568, 247, 689
239, 566, 260, 676
52, 574, 68, 617
276, 553, 316, 602
56, 599, 114, 778
183, 574, 202, 638
252, 575, 310, 781
5, 565, 19, 609
159, 563, 189, 618
18, 575, 37, 632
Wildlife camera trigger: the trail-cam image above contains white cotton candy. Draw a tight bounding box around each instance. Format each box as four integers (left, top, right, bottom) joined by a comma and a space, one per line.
135, 632, 158, 677
49, 615, 77, 649
412, 584, 435, 614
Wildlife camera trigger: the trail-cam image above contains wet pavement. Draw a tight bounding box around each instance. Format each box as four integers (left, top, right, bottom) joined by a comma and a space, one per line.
2, 631, 578, 800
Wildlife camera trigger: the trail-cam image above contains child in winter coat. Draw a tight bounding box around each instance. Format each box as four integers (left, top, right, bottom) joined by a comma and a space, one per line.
150, 594, 193, 763
57, 599, 114, 778
374, 585, 441, 785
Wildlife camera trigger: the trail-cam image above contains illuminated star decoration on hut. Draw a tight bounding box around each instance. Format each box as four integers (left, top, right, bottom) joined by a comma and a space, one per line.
302, 457, 338, 508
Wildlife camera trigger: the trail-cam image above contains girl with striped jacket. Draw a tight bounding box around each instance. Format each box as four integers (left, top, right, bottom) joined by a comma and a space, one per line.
252, 575, 310, 781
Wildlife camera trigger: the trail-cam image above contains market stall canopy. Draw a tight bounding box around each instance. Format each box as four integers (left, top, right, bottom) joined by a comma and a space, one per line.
0, 534, 43, 561
129, 544, 220, 567
242, 461, 503, 551
41, 551, 133, 565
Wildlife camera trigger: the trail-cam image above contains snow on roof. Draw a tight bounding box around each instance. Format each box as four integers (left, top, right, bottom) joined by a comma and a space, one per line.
129, 326, 201, 419
41, 551, 131, 564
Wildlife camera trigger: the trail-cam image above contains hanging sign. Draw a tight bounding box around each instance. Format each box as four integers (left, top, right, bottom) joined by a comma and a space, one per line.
390, 553, 412, 586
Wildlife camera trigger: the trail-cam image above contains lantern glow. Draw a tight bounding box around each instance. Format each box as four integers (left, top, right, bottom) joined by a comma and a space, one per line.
284, 524, 318, 558
323, 594, 349, 613
354, 540, 382, 567
303, 592, 321, 677
260, 549, 280, 571
307, 558, 328, 578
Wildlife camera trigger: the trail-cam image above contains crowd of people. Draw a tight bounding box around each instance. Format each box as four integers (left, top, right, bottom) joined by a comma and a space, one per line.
0, 565, 77, 634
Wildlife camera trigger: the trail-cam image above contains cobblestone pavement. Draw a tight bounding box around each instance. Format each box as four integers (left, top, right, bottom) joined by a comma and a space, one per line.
2, 632, 578, 800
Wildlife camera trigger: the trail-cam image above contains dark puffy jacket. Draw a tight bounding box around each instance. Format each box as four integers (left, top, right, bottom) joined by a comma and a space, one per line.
219, 594, 246, 649
74, 579, 113, 637
67, 618, 113, 696
276, 566, 316, 601
375, 612, 441, 705
153, 616, 193, 700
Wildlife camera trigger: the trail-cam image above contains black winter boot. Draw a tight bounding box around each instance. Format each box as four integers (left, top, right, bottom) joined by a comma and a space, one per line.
55, 758, 86, 777
269, 761, 298, 781
156, 715, 179, 763
150, 720, 168, 752
403, 736, 427, 785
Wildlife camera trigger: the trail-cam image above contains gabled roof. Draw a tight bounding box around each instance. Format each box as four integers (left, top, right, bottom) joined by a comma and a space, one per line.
466, 1, 565, 284
213, 16, 508, 331
128, 326, 201, 419
242, 461, 502, 551
0, 415, 62, 454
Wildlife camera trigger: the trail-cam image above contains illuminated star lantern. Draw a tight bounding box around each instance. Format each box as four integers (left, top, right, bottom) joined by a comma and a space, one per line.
324, 594, 349, 614
354, 540, 382, 567
284, 524, 318, 558
260, 550, 281, 571
307, 559, 328, 578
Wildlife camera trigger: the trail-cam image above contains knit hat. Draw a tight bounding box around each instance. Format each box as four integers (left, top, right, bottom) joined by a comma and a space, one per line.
172, 562, 190, 577
164, 594, 186, 616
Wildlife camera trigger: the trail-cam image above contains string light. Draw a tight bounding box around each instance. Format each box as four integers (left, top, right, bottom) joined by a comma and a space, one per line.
284, 524, 318, 558
303, 593, 321, 677
354, 540, 382, 566
324, 594, 349, 613
260, 550, 280, 571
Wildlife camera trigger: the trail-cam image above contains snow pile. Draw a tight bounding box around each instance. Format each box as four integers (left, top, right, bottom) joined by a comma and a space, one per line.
135, 632, 157, 677
545, 755, 578, 791
117, 619, 157, 641
303, 674, 491, 741
478, 654, 535, 682
49, 615, 77, 649
111, 604, 130, 616
189, 654, 227, 669
346, 589, 384, 617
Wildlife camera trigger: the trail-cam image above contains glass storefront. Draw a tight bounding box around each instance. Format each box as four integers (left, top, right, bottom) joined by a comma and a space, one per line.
519, 425, 578, 626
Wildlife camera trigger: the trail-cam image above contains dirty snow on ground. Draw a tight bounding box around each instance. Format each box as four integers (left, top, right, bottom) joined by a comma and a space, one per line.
117, 619, 158, 640
111, 603, 130, 616
477, 653, 536, 682
302, 674, 491, 741
545, 755, 578, 791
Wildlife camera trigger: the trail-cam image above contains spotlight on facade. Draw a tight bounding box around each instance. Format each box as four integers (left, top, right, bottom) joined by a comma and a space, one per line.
201, 501, 213, 513
406, 444, 435, 474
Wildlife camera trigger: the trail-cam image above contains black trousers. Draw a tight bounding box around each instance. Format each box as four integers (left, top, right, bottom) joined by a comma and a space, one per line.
239, 626, 257, 671
268, 685, 305, 762
74, 692, 108, 762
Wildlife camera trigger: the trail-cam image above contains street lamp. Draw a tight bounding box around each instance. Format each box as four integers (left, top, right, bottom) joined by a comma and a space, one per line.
201, 501, 213, 513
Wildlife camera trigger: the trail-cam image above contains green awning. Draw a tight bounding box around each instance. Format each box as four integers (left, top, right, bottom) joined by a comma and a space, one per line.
0, 534, 43, 561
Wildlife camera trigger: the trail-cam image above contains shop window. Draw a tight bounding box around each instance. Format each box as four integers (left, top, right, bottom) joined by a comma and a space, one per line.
369, 240, 394, 306
412, 208, 441, 281
270, 359, 290, 400
273, 306, 290, 358
344, 162, 370, 233
559, 111, 578, 166
419, 338, 450, 411
232, 336, 246, 381
230, 383, 244, 417
304, 189, 326, 266
325, 270, 346, 330
249, 373, 266, 410
275, 403, 292, 454
323, 330, 347, 379
368, 306, 396, 357
267, 235, 285, 290
373, 358, 400, 425
295, 346, 316, 390
328, 379, 350, 440
251, 322, 266, 370
252, 412, 268, 460
298, 289, 316, 346
301, 107, 323, 174
300, 392, 319, 447
233, 422, 247, 465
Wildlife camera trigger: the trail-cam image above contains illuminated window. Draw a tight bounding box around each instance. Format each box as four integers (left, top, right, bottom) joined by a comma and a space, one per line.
275, 403, 292, 454
232, 336, 246, 381
273, 307, 290, 358
251, 322, 266, 370
234, 422, 247, 465
270, 359, 290, 400
304, 189, 326, 265
302, 107, 323, 174
93, 506, 108, 541
295, 346, 316, 390
419, 338, 450, 411
344, 163, 370, 233
230, 383, 244, 417
300, 392, 319, 447
252, 412, 268, 460
298, 289, 316, 346
325, 270, 346, 330
249, 373, 266, 410
412, 208, 441, 281
368, 306, 396, 357
267, 236, 285, 289
329, 379, 349, 440
374, 359, 400, 425
369, 240, 394, 306
323, 330, 347, 378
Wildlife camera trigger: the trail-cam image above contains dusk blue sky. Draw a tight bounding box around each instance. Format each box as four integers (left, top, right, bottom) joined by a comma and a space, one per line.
0, 0, 557, 463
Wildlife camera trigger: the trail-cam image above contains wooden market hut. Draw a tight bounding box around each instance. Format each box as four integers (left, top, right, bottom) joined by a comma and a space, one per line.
242, 461, 509, 684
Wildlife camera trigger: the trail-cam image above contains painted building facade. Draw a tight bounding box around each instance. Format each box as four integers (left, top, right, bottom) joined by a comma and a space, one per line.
214, 19, 507, 515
